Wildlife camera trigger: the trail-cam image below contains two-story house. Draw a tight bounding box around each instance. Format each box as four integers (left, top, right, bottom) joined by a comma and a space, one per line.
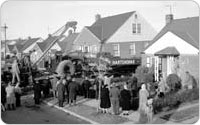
73, 11, 157, 72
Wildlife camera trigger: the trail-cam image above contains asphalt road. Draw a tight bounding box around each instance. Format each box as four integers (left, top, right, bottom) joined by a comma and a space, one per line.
1, 96, 89, 124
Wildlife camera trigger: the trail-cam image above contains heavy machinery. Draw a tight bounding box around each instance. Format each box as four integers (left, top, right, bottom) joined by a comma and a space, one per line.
33, 21, 77, 67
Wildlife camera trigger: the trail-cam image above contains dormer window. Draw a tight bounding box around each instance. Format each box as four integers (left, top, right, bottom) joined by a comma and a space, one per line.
132, 23, 141, 34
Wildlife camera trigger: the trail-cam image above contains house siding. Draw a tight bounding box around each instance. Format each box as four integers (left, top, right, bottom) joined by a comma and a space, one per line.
103, 41, 149, 58
30, 44, 44, 68
106, 12, 157, 43
142, 54, 199, 81
178, 55, 199, 79
73, 27, 101, 52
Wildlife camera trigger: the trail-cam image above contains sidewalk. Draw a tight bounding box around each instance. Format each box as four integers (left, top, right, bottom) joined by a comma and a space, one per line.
43, 96, 199, 124
43, 97, 138, 124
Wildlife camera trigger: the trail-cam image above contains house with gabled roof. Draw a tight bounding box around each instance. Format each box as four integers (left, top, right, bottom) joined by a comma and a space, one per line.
30, 35, 60, 67
73, 11, 157, 72
22, 37, 43, 54
143, 15, 199, 81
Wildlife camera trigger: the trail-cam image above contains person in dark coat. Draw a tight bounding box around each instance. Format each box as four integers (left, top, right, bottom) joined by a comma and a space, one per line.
68, 77, 79, 106
57, 77, 65, 107
100, 84, 111, 113
42, 78, 52, 98
120, 84, 131, 115
65, 75, 71, 104
15, 82, 22, 107
33, 80, 41, 105
82, 76, 91, 98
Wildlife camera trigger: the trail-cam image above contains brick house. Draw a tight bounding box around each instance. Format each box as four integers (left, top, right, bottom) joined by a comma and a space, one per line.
73, 11, 157, 70
143, 16, 199, 81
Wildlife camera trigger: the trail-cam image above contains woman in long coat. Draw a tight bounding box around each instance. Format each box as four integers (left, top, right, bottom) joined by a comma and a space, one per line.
139, 84, 149, 123
100, 84, 111, 113
120, 84, 131, 115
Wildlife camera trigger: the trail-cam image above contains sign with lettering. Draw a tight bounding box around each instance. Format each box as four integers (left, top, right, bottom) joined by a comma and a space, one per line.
111, 59, 141, 65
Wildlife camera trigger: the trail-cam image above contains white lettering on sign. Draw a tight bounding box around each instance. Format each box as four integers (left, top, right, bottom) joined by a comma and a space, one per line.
112, 59, 137, 65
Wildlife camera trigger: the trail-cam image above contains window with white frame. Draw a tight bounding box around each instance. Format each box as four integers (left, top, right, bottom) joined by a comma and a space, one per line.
132, 23, 141, 34
147, 57, 153, 67
130, 43, 136, 55
113, 44, 120, 57
147, 57, 150, 67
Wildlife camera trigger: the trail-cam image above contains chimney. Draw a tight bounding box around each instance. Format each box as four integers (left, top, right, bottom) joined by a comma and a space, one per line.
28, 36, 31, 40
166, 14, 174, 24
48, 34, 52, 37
95, 14, 101, 22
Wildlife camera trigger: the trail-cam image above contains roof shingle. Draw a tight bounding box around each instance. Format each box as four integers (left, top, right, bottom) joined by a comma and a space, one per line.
147, 17, 199, 49
87, 11, 135, 41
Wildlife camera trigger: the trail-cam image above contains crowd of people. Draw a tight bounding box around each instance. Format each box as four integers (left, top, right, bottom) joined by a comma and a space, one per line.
1, 56, 22, 112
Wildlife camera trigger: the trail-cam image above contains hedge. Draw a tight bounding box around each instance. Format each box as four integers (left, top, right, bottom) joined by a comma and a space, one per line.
153, 88, 199, 113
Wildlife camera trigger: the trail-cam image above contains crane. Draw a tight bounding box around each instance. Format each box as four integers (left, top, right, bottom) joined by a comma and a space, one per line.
33, 21, 77, 66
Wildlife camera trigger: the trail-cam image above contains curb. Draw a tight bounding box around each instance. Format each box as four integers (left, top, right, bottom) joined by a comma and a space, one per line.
43, 100, 100, 124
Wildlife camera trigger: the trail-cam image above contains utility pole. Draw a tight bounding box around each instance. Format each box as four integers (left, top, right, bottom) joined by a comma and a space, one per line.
2, 24, 8, 59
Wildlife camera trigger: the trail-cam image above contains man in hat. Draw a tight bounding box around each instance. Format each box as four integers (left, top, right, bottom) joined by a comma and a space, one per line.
57, 75, 65, 107
68, 76, 79, 106
82, 76, 91, 98
109, 82, 120, 115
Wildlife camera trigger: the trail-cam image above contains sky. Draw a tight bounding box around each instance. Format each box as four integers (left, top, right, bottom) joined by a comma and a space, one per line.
0, 0, 199, 40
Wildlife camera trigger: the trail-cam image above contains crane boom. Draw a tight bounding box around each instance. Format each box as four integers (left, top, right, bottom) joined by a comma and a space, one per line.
33, 21, 77, 66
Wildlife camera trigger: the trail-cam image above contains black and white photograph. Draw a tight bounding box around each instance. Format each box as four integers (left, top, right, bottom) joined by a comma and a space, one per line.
0, 0, 199, 124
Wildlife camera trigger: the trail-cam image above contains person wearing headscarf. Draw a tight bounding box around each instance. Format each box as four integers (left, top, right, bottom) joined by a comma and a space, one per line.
139, 84, 149, 111
100, 84, 111, 113
5, 82, 16, 110
120, 84, 131, 115
139, 83, 149, 123
109, 83, 120, 115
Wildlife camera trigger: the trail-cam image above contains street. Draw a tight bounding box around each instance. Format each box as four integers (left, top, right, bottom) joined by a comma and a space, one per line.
1, 95, 89, 124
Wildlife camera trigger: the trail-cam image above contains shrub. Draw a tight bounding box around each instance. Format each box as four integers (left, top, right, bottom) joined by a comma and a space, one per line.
135, 66, 154, 87
166, 74, 182, 92
153, 88, 199, 113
